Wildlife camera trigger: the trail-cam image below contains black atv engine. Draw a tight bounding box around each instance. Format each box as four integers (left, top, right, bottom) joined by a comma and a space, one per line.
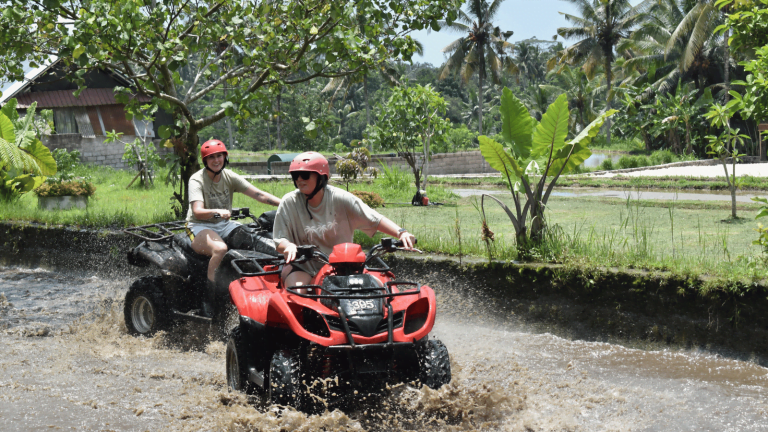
321, 274, 388, 338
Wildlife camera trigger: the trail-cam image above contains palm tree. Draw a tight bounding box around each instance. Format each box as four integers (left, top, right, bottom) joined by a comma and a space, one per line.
618, 0, 725, 97
541, 64, 605, 132
439, 0, 517, 134
556, 0, 647, 145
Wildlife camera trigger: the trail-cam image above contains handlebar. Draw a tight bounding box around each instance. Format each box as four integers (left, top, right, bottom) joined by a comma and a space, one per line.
213, 207, 254, 221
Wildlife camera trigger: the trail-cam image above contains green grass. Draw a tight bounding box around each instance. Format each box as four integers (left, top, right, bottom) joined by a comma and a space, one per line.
5, 163, 768, 283
364, 192, 768, 283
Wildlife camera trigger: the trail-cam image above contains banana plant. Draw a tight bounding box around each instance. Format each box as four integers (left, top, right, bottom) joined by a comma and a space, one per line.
478, 87, 615, 251
0, 99, 57, 200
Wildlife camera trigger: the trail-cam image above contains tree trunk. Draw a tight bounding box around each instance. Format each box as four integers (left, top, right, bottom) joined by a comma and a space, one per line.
276, 90, 282, 150
178, 132, 201, 216
421, 132, 430, 192
365, 74, 371, 152
724, 27, 730, 129
643, 130, 652, 152
224, 85, 235, 149
478, 48, 485, 135
605, 58, 612, 146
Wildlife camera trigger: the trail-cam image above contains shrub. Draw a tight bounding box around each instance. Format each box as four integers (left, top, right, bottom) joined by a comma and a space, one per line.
352, 190, 384, 208
34, 179, 96, 197
52, 148, 82, 174
600, 158, 614, 171
617, 155, 637, 169
649, 150, 675, 165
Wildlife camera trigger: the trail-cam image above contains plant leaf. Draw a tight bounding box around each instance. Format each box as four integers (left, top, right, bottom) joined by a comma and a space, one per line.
500, 87, 532, 158
0, 112, 15, 143
531, 93, 569, 159
21, 139, 57, 175
0, 98, 18, 122
479, 135, 522, 179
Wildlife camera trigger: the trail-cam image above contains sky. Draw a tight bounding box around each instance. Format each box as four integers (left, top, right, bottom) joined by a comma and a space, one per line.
409, 0, 643, 68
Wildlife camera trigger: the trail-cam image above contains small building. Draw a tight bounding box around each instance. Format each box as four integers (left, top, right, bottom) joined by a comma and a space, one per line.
0, 58, 173, 169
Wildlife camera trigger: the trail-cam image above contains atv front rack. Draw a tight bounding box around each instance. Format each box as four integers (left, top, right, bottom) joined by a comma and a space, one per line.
284, 281, 421, 301
230, 257, 284, 276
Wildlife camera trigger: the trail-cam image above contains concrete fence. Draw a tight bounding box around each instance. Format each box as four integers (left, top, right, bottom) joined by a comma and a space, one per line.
229, 151, 496, 176
42, 134, 172, 170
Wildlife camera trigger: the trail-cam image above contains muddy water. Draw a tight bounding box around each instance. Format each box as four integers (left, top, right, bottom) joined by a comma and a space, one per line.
1, 265, 767, 431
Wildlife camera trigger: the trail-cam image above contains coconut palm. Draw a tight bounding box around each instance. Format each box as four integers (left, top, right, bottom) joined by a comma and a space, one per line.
541, 64, 606, 132
438, 0, 517, 134
618, 0, 726, 97
556, 0, 647, 145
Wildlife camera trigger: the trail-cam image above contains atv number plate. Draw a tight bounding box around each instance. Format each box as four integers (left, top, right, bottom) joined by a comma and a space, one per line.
350, 300, 375, 310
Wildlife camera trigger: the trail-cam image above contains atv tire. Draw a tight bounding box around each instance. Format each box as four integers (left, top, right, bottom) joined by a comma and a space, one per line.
416, 338, 451, 389
226, 326, 258, 395
124, 276, 170, 336
268, 349, 303, 409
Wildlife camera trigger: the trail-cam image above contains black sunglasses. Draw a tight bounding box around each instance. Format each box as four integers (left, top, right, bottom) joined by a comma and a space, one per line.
291, 171, 312, 181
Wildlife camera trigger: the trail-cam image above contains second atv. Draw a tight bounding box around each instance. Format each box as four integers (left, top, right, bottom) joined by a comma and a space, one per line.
225, 237, 451, 411
122, 208, 278, 337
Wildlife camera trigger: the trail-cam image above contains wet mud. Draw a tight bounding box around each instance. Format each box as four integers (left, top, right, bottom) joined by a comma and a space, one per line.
1, 265, 767, 431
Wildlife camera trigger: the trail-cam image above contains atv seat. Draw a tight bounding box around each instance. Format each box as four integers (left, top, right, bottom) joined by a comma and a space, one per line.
172, 233, 211, 261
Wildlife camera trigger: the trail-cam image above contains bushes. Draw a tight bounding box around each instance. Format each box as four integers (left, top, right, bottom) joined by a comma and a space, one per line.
34, 179, 96, 197
351, 190, 384, 208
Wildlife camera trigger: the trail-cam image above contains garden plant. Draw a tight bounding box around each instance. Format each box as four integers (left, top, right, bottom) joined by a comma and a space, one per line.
478, 87, 615, 252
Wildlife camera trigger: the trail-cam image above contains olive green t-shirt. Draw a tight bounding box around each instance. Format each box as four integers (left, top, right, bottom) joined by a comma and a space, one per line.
185, 168, 252, 223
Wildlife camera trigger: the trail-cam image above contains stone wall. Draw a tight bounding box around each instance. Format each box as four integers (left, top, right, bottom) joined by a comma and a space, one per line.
229, 151, 495, 176
42, 134, 171, 170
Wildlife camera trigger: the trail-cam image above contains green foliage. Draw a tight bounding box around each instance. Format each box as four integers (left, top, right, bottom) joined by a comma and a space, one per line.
52, 149, 81, 174
0, 99, 56, 201
477, 86, 616, 248
34, 179, 96, 197
0, 0, 461, 212
366, 84, 450, 192
751, 196, 768, 255
378, 163, 413, 192
351, 190, 384, 208
433, 124, 478, 153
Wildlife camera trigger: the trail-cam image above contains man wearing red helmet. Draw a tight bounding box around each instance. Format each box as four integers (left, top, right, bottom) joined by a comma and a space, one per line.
187, 139, 281, 314
273, 151, 416, 287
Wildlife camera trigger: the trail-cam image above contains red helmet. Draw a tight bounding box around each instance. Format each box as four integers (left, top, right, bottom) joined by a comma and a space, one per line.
289, 151, 330, 177
200, 139, 228, 159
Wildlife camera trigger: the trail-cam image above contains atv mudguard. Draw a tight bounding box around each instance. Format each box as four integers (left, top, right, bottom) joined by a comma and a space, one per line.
229, 269, 438, 347
127, 239, 190, 276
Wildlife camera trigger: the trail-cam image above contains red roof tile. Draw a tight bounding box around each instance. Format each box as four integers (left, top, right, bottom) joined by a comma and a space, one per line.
15, 88, 151, 108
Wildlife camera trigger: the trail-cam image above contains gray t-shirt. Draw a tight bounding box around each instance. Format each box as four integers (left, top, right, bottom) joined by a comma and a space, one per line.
185, 168, 252, 223
273, 185, 383, 274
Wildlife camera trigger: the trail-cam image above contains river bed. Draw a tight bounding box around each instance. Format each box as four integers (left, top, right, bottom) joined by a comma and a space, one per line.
0, 265, 766, 431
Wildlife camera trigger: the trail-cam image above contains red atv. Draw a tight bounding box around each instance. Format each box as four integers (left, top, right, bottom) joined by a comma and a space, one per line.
225, 237, 451, 410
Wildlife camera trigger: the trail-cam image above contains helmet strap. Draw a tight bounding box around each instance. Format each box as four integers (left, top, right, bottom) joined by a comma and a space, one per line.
204, 156, 229, 176
303, 175, 327, 220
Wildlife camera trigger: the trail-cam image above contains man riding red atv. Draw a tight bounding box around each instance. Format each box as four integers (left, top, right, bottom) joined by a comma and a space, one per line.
224, 152, 450, 410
